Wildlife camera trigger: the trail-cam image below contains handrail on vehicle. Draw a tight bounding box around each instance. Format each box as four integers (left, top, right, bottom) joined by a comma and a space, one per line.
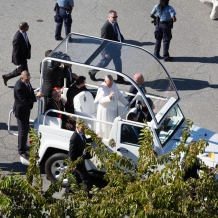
8, 110, 18, 136
43, 109, 113, 126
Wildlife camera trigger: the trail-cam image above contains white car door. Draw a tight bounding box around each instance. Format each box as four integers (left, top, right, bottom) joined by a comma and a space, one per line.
115, 120, 142, 162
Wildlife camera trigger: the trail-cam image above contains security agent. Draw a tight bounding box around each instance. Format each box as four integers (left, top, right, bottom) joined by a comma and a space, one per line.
40, 50, 63, 113
150, 0, 177, 62
66, 123, 92, 196
54, 0, 74, 41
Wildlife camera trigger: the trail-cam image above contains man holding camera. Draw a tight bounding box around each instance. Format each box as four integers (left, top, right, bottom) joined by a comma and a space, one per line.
150, 0, 176, 62
54, 0, 74, 41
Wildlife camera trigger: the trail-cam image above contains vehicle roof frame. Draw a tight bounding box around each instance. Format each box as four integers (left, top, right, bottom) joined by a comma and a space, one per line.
39, 32, 180, 129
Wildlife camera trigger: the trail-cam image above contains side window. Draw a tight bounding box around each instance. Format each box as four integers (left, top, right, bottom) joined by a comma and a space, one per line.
121, 124, 141, 146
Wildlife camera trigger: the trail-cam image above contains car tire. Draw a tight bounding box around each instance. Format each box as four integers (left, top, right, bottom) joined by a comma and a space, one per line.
45, 153, 68, 186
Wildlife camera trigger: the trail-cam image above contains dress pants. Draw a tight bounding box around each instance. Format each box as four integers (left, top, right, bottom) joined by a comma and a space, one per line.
89, 51, 123, 80
17, 117, 29, 154
5, 60, 28, 80
65, 103, 74, 114
66, 161, 91, 194
43, 96, 51, 113
154, 23, 172, 58
55, 9, 72, 39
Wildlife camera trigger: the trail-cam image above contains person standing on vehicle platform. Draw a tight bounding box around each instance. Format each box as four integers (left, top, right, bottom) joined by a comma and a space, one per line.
54, 0, 74, 41
150, 0, 176, 62
13, 71, 42, 160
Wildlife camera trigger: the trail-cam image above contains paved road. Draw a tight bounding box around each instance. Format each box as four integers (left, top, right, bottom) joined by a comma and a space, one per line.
0, 0, 217, 193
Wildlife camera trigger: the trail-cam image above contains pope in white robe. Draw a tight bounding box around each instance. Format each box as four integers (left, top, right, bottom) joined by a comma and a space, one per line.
94, 75, 130, 138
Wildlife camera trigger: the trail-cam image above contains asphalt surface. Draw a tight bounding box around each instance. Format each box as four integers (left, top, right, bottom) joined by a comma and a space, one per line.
0, 0, 218, 195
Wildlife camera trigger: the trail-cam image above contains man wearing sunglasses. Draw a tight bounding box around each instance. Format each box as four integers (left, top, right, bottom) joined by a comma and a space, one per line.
88, 10, 127, 84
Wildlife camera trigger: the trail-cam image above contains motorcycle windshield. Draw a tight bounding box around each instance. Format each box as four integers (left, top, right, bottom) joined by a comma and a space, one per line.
48, 33, 179, 128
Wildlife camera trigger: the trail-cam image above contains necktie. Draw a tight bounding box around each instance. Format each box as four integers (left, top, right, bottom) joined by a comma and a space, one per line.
23, 33, 29, 46
82, 134, 86, 143
114, 24, 121, 42
27, 83, 32, 92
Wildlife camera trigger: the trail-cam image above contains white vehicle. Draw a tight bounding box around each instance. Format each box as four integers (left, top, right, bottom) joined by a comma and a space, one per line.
8, 33, 218, 183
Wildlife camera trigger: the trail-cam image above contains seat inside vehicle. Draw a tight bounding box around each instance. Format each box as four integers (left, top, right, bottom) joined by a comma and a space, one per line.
74, 91, 97, 130
35, 114, 62, 128
126, 107, 137, 120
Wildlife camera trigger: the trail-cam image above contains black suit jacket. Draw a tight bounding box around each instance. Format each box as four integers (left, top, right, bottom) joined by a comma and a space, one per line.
40, 62, 66, 96
138, 111, 152, 123
101, 20, 124, 55
69, 131, 92, 161
121, 124, 139, 145
12, 30, 31, 66
127, 85, 153, 108
66, 84, 88, 112
13, 79, 36, 120
58, 66, 75, 88
46, 98, 69, 129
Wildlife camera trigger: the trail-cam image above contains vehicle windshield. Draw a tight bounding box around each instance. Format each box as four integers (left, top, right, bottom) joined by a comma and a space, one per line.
48, 33, 180, 127
157, 105, 185, 147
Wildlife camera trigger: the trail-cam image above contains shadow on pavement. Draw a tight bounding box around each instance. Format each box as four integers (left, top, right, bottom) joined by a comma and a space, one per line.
0, 162, 28, 175
125, 39, 155, 47
0, 122, 18, 131
144, 77, 218, 91
172, 56, 218, 64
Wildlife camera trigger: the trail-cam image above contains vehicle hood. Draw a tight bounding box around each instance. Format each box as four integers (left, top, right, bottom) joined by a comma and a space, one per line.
164, 125, 218, 167
187, 125, 218, 167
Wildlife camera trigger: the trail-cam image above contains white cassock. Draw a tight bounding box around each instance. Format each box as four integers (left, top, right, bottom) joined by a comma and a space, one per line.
94, 82, 129, 138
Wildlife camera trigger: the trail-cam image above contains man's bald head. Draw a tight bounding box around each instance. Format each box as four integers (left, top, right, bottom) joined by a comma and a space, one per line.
105, 75, 114, 88
134, 73, 144, 85
21, 70, 30, 77
21, 70, 30, 83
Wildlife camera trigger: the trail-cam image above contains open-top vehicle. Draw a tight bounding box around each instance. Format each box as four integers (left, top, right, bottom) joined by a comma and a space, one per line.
8, 32, 218, 183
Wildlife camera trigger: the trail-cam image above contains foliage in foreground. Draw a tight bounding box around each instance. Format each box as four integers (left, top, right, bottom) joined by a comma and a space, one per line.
0, 119, 218, 217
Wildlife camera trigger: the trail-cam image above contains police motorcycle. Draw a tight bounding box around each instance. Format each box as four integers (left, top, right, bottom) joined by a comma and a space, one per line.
8, 33, 218, 185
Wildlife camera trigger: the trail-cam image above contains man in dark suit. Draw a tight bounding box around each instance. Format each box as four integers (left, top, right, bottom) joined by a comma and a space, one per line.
2, 22, 31, 86
58, 63, 78, 88
65, 76, 88, 114
13, 71, 42, 159
40, 50, 68, 113
127, 73, 154, 109
137, 105, 152, 123
121, 113, 140, 145
88, 10, 126, 84
46, 87, 75, 130
65, 123, 92, 195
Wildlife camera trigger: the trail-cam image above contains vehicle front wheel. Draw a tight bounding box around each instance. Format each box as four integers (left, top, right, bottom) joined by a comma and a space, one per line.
45, 153, 68, 185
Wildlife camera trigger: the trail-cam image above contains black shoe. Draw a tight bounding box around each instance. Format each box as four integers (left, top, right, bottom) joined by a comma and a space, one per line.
2, 75, 8, 86
65, 187, 74, 194
163, 57, 173, 62
55, 37, 63, 41
116, 78, 130, 85
19, 153, 29, 160
88, 71, 97, 81
156, 55, 163, 59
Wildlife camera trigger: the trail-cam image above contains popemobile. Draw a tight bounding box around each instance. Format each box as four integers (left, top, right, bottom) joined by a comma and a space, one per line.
8, 33, 218, 184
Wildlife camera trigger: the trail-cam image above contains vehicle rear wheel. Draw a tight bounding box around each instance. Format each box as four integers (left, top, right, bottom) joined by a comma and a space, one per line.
45, 153, 68, 185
